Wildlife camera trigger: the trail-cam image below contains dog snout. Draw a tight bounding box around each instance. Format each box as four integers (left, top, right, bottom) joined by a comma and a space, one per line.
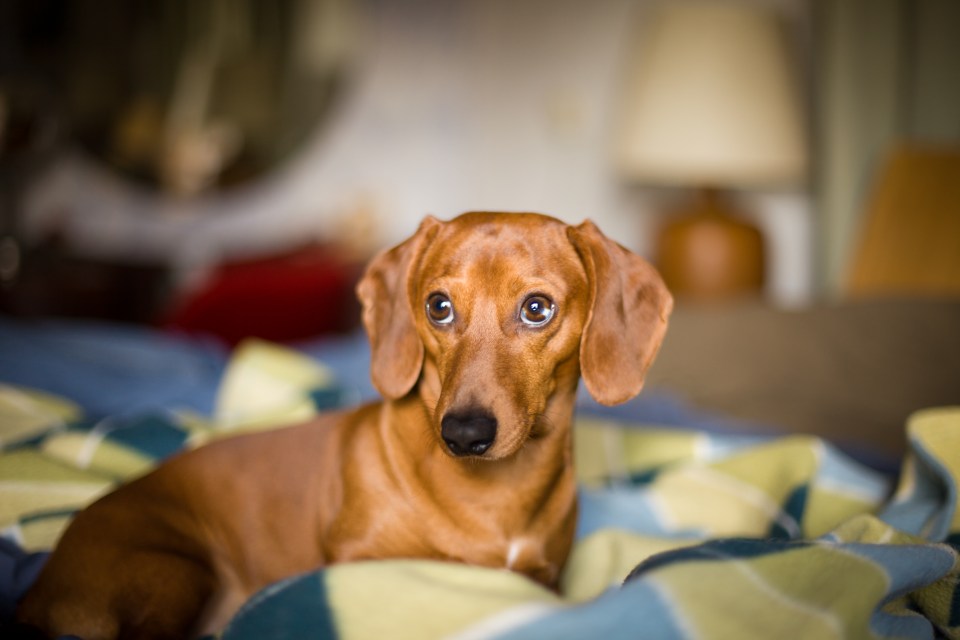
440, 409, 497, 457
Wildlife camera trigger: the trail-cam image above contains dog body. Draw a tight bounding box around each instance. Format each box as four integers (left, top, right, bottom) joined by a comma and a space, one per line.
17, 212, 671, 639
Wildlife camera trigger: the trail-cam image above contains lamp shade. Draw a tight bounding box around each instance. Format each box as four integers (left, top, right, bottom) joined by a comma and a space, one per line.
616, 1, 807, 187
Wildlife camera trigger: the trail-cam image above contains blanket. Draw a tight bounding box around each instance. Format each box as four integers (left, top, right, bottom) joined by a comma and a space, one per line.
1, 340, 958, 638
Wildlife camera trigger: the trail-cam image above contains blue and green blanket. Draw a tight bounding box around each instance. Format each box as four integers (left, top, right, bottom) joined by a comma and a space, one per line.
1, 340, 958, 638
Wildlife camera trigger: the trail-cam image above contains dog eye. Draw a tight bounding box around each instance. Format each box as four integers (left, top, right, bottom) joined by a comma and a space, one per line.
426, 293, 455, 325
520, 295, 555, 327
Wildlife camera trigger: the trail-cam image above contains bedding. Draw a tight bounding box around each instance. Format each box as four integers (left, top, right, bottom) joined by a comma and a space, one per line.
0, 330, 958, 638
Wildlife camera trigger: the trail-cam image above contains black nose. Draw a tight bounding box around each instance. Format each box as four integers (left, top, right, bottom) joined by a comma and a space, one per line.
441, 409, 497, 457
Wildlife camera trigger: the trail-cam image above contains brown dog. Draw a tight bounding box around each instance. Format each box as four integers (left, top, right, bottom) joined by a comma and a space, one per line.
17, 212, 672, 639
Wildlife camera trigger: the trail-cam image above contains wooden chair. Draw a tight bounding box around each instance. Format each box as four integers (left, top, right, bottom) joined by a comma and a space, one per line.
846, 144, 960, 296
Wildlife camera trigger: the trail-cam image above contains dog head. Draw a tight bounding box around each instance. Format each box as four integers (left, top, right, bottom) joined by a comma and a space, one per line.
357, 212, 672, 460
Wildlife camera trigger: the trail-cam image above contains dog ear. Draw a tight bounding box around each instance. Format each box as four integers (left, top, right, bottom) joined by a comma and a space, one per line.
357, 216, 441, 399
568, 220, 673, 406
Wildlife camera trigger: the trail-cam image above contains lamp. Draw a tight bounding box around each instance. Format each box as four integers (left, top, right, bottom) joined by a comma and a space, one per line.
616, 1, 806, 299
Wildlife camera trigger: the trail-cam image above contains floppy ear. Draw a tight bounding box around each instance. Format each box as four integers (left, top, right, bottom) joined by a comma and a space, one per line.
356, 216, 441, 399
568, 220, 673, 406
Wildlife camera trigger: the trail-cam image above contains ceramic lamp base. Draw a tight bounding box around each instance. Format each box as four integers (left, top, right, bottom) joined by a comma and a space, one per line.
656, 188, 764, 300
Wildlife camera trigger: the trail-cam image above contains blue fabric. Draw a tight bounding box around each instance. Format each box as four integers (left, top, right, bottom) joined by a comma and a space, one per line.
0, 318, 227, 419
0, 538, 48, 620
224, 572, 338, 639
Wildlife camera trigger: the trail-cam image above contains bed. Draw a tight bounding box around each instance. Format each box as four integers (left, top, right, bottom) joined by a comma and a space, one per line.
1, 142, 958, 638
1, 295, 958, 638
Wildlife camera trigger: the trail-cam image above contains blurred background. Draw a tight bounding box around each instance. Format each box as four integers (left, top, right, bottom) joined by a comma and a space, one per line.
0, 0, 958, 461
1, 0, 957, 321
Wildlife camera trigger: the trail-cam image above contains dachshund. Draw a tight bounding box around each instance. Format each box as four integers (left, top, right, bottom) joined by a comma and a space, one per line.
17, 212, 672, 639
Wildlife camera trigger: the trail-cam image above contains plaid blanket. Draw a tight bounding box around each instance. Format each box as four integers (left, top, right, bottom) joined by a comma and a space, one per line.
1, 341, 958, 638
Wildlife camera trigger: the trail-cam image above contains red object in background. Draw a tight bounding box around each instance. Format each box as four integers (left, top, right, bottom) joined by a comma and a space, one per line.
164, 245, 364, 346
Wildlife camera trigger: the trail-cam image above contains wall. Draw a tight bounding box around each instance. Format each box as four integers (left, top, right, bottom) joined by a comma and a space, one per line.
815, 0, 960, 294
21, 0, 814, 304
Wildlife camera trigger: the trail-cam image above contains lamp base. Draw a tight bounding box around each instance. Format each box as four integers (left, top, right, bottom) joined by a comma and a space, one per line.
656, 188, 764, 300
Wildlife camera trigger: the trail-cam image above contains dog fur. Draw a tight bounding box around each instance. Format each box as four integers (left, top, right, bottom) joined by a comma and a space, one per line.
17, 212, 672, 639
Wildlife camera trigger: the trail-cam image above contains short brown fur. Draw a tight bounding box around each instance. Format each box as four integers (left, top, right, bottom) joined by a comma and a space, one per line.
17, 212, 672, 639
